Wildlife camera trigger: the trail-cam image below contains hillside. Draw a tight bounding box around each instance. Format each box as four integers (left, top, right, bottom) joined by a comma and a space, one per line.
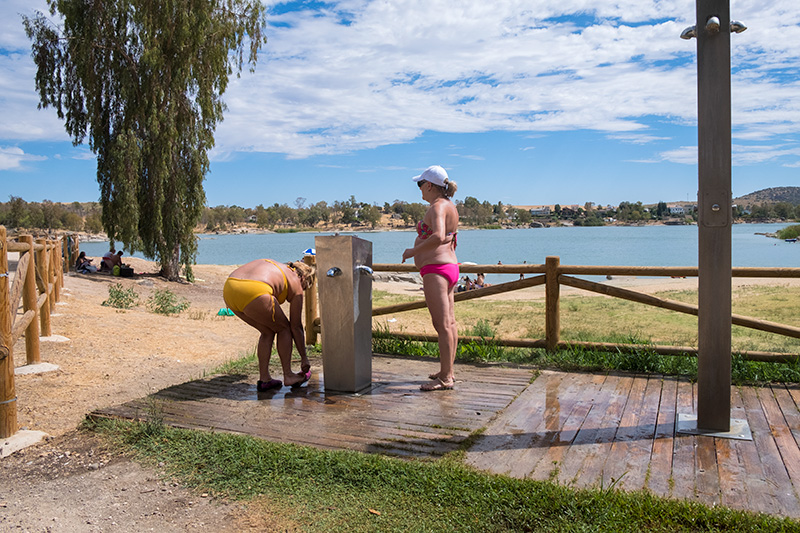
734, 186, 800, 206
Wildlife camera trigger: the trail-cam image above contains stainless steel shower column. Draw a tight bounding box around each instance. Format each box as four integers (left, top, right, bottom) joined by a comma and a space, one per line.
315, 235, 373, 393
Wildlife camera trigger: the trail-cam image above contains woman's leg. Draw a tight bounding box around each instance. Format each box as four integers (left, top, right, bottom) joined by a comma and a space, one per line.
241, 295, 307, 386
422, 273, 457, 386
231, 301, 278, 382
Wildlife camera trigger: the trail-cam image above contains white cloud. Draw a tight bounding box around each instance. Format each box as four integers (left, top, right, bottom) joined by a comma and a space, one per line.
3, 0, 800, 168
659, 145, 697, 165
0, 145, 46, 170
608, 133, 671, 145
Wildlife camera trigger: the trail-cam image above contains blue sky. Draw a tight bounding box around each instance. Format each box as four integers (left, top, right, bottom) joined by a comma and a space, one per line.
1, 0, 799, 208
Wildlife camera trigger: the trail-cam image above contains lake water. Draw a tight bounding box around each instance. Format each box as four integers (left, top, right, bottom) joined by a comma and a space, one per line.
81, 223, 797, 282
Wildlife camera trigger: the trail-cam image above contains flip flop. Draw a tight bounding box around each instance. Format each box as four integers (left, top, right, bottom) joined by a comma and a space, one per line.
420, 377, 455, 392
291, 370, 312, 388
256, 379, 282, 392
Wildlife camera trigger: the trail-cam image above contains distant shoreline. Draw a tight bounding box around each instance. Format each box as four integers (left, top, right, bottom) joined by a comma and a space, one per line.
16, 218, 790, 245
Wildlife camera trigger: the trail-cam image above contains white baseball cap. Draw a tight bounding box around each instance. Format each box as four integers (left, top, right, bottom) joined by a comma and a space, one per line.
412, 165, 449, 187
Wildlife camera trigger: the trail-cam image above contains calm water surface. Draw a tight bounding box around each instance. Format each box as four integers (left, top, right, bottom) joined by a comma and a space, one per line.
81, 223, 797, 279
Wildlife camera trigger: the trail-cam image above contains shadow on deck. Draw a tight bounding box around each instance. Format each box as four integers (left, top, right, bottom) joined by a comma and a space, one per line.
92, 355, 800, 519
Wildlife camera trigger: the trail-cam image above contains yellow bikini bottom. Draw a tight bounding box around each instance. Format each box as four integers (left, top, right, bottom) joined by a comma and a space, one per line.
223, 277, 277, 314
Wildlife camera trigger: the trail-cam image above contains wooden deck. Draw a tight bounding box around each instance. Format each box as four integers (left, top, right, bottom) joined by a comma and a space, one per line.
92, 356, 800, 519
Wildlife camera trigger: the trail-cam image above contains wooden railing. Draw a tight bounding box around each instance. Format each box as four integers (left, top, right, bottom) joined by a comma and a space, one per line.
305, 256, 800, 364
0, 227, 66, 438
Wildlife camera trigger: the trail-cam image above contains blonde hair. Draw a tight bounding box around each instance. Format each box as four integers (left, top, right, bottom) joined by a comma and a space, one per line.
288, 261, 316, 288
443, 179, 458, 198
433, 179, 458, 198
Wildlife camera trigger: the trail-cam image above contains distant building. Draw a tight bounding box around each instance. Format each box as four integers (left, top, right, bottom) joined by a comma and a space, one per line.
668, 204, 685, 216
529, 205, 551, 217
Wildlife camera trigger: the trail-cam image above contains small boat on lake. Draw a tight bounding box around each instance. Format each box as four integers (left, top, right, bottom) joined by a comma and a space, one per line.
786, 238, 798, 243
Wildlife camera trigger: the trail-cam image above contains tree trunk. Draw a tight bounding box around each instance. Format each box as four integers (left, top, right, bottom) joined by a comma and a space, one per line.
159, 243, 181, 281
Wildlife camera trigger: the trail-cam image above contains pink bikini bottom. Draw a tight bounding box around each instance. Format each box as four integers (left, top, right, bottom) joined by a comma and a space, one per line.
419, 263, 460, 288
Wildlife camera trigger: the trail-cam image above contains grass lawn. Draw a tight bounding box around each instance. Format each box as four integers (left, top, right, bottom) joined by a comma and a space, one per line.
88, 417, 800, 532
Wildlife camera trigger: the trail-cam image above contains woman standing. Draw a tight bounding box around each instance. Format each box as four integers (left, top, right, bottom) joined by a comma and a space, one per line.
223, 259, 315, 391
402, 165, 459, 391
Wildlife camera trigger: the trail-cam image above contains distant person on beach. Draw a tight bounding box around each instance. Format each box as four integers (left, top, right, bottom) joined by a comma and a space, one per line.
402, 165, 459, 391
101, 249, 123, 271
223, 259, 316, 391
457, 275, 475, 292
100, 248, 115, 271
475, 273, 491, 288
75, 252, 97, 273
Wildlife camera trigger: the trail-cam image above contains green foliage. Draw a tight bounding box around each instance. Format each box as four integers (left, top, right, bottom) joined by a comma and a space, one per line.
777, 224, 800, 240
146, 288, 189, 315
0, 197, 99, 231
23, 0, 267, 280
87, 418, 797, 532
101, 283, 138, 309
465, 319, 496, 338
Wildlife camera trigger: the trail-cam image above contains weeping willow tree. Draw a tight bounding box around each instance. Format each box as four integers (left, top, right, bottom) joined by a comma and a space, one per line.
23, 0, 267, 280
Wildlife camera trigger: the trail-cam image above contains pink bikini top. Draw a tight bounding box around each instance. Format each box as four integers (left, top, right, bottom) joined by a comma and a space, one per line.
417, 221, 457, 248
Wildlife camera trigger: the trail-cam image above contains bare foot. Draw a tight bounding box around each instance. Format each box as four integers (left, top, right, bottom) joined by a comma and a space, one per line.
283, 370, 311, 388
301, 359, 311, 374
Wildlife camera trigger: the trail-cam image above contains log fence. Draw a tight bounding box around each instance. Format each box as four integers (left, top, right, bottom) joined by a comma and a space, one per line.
0, 226, 67, 439
304, 256, 800, 363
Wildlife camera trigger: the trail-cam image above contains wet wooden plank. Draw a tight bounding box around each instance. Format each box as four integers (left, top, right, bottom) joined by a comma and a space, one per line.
740, 386, 800, 517
670, 379, 696, 499
600, 374, 651, 490
572, 374, 636, 489
761, 385, 800, 496
464, 370, 571, 476
776, 384, 800, 446
715, 386, 748, 512
645, 376, 678, 497
552, 373, 620, 486
694, 435, 720, 506
526, 374, 605, 481
609, 375, 663, 491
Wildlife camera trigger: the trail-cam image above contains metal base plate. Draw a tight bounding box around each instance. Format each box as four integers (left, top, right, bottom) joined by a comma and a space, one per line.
676, 413, 752, 440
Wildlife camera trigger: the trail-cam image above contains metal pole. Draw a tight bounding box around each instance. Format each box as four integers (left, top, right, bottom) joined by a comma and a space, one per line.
696, 0, 732, 431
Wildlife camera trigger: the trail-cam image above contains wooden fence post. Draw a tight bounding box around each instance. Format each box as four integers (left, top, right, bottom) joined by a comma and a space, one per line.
20, 236, 41, 365
0, 226, 18, 438
62, 237, 69, 273
303, 254, 319, 346
72, 234, 80, 270
545, 256, 561, 352
35, 238, 51, 337
50, 239, 61, 304
47, 240, 57, 311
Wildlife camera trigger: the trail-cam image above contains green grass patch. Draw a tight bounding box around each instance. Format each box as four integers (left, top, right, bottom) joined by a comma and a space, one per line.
86, 418, 796, 532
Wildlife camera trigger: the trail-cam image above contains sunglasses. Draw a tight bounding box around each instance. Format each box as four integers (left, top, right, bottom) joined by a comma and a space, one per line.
417, 180, 427, 188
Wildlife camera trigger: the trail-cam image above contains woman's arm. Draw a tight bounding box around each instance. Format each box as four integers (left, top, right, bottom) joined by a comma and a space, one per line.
289, 294, 306, 358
